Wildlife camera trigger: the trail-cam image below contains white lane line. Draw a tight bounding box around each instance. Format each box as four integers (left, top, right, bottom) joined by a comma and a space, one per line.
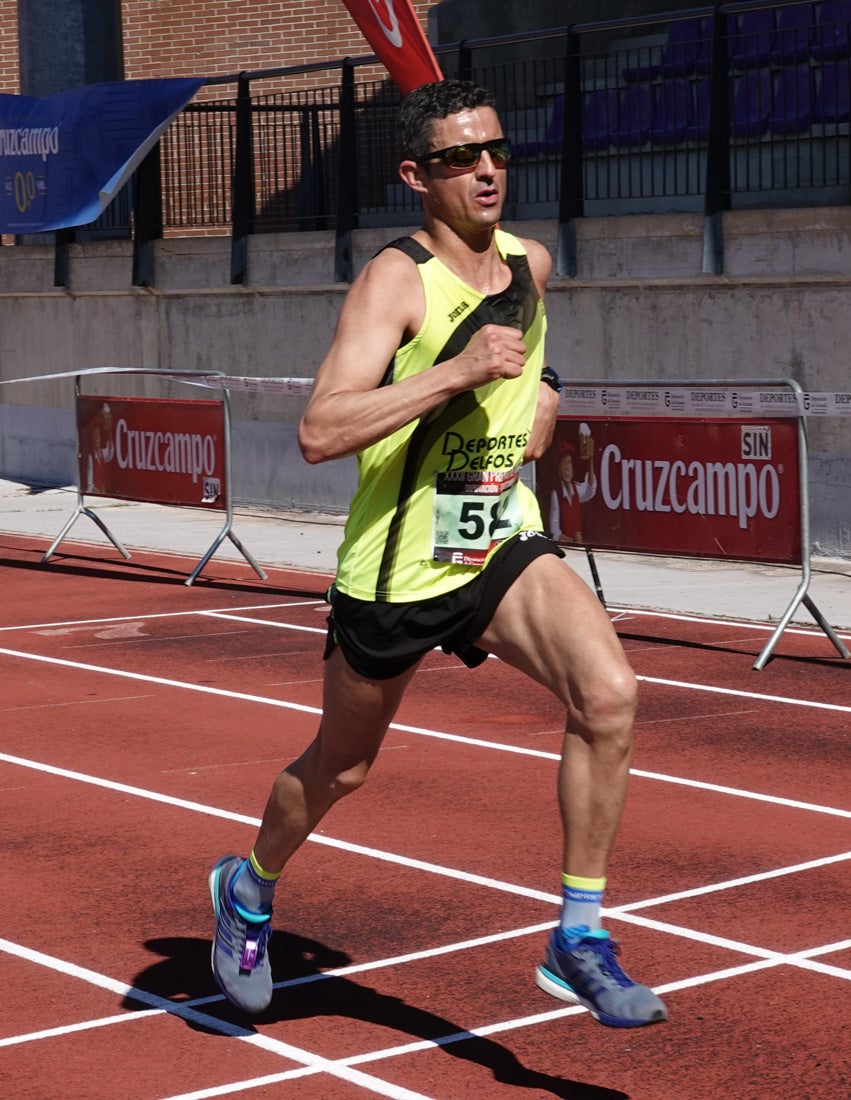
611, 850, 851, 912
0, 601, 324, 634
2, 598, 847, 639
0, 646, 848, 819
4, 910, 849, 1097
202, 615, 324, 634
17, 938, 845, 1100
629, 769, 851, 818
636, 673, 851, 714
7, 603, 851, 714
608, 605, 851, 640
5, 613, 850, 717
1, 921, 559, 1046
2, 750, 849, 924
0, 939, 436, 1100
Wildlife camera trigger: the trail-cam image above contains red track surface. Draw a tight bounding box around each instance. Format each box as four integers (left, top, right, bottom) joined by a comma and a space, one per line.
0, 533, 849, 1100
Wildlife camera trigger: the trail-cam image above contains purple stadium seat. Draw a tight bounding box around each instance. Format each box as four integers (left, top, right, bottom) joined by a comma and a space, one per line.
539, 94, 565, 154
583, 89, 618, 150
812, 0, 851, 61
769, 4, 816, 66
650, 79, 693, 144
512, 96, 563, 157
731, 67, 773, 137
769, 64, 816, 133
812, 59, 851, 121
660, 18, 711, 77
685, 78, 711, 141
612, 83, 654, 145
729, 9, 776, 69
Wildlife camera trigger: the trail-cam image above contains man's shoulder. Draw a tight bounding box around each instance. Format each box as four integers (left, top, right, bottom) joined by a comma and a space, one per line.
357, 240, 426, 291
376, 235, 433, 265
498, 230, 553, 289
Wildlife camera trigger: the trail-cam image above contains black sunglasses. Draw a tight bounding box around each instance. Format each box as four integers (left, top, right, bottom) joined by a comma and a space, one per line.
416, 138, 512, 170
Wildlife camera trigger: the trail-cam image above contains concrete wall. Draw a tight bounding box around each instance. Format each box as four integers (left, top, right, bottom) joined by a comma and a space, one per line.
1, 207, 849, 557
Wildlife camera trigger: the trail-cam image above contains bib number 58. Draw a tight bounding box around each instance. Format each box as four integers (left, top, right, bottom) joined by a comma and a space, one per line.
458, 499, 512, 541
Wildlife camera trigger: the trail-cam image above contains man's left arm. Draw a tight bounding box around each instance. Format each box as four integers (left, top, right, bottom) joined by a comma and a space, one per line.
521, 237, 558, 461
524, 379, 559, 460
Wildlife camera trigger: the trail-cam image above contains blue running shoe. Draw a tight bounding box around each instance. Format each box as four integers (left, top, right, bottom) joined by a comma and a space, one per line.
209, 855, 273, 1013
536, 925, 667, 1028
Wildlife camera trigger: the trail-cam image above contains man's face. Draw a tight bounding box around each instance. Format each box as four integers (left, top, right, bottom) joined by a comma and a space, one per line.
416, 106, 508, 231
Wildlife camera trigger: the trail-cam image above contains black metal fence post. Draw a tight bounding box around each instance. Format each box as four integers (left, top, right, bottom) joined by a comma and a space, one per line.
132, 142, 163, 287
335, 59, 358, 282
457, 41, 472, 82
231, 72, 255, 285
703, 8, 732, 274
53, 226, 74, 287
557, 26, 583, 277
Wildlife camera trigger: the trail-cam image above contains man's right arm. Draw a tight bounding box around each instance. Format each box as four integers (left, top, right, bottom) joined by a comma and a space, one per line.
299, 250, 528, 465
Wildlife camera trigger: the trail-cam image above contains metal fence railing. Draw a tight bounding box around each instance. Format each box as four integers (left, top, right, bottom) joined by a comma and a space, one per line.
16, 0, 851, 283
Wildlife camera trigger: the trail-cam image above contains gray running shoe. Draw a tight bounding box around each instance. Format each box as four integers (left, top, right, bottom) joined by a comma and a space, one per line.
209, 855, 273, 1013
536, 925, 667, 1027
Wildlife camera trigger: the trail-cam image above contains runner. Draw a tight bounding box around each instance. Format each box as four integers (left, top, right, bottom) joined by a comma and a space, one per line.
210, 78, 667, 1029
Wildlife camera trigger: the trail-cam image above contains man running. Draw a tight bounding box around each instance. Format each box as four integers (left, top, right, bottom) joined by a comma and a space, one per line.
209, 79, 667, 1030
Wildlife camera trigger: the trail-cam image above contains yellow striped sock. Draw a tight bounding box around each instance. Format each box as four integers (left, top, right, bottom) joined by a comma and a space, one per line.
249, 849, 281, 882
561, 873, 606, 892
560, 873, 606, 932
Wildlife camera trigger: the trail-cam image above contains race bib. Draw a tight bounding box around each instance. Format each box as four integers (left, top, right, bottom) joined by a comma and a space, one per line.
432, 467, 524, 565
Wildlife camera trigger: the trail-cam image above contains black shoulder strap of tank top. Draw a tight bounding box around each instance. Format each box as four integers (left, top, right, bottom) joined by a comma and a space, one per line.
378, 236, 433, 265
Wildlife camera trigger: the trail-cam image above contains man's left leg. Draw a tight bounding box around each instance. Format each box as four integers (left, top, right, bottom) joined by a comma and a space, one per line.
477, 552, 667, 1027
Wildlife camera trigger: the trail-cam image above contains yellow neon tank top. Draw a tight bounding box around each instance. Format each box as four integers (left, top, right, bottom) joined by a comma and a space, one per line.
335, 228, 547, 602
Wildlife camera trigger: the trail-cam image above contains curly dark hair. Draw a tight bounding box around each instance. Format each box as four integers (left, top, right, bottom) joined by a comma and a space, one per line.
399, 79, 498, 161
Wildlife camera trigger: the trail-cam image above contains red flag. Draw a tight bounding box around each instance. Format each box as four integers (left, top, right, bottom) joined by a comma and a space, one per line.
340, 0, 443, 95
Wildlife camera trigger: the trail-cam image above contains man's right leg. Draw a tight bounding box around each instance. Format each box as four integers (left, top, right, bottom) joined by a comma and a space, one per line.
253, 647, 419, 873
210, 647, 419, 1013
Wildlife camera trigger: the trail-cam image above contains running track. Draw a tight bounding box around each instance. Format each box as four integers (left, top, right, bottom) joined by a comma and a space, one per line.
0, 533, 849, 1100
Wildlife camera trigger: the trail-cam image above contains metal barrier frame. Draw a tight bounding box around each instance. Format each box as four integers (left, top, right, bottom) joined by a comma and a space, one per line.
551, 376, 849, 669
42, 368, 267, 586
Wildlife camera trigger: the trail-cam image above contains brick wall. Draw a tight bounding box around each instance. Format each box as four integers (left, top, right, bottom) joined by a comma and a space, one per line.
0, 0, 19, 93
0, 2, 442, 97
120, 0, 442, 97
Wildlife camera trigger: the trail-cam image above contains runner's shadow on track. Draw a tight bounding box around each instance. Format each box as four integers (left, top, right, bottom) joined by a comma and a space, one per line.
127, 932, 629, 1100
0, 551, 327, 599
618, 628, 850, 669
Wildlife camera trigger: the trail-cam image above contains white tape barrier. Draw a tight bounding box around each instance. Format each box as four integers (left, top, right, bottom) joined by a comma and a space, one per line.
199, 376, 851, 418
559, 385, 851, 419
2, 369, 850, 416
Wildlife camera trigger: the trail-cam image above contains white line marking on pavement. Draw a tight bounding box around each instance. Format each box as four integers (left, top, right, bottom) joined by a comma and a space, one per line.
0, 645, 848, 817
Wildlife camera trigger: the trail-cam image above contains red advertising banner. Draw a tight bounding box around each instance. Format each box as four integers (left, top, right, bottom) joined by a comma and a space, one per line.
536, 416, 802, 565
340, 0, 443, 94
76, 395, 227, 510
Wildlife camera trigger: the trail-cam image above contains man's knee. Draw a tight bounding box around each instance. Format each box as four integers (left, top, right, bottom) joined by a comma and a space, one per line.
571, 663, 638, 740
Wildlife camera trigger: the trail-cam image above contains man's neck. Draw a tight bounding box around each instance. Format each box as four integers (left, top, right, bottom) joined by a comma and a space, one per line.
414, 222, 510, 296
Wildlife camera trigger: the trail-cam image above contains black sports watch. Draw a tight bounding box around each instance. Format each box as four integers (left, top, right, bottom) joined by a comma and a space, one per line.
540, 366, 563, 394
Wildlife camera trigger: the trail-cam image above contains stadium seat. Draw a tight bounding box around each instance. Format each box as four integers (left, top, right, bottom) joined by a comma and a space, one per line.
583, 88, 618, 150
769, 3, 816, 66
660, 18, 711, 77
812, 0, 851, 61
731, 67, 773, 137
729, 9, 777, 70
769, 63, 816, 133
611, 83, 654, 145
621, 49, 661, 84
685, 77, 711, 141
539, 94, 565, 154
650, 78, 693, 144
511, 96, 563, 157
812, 59, 851, 121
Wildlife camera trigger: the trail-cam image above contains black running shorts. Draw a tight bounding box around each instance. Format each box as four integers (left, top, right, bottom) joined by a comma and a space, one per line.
324, 530, 564, 680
